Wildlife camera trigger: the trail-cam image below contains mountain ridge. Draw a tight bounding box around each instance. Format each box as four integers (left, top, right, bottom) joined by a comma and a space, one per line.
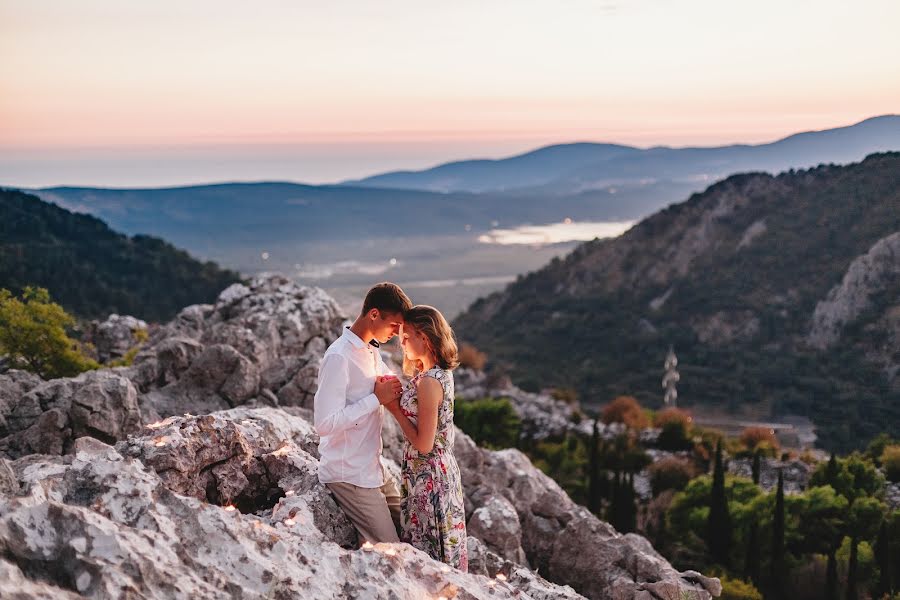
345, 115, 900, 194
453, 152, 900, 453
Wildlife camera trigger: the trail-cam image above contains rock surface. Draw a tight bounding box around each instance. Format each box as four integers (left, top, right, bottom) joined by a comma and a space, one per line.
0, 412, 584, 600
0, 370, 141, 459
0, 274, 720, 599
808, 231, 900, 350
85, 314, 149, 363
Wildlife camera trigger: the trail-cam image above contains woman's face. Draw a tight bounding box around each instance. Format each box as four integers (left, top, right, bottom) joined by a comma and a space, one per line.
400, 322, 430, 362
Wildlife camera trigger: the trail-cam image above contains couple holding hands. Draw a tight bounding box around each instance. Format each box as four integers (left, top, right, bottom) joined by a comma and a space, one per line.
313, 283, 468, 572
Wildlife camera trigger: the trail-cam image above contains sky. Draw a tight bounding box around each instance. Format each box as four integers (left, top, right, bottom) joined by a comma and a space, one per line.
1, 0, 899, 187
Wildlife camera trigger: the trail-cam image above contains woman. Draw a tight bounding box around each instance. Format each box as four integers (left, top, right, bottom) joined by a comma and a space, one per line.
385, 304, 468, 571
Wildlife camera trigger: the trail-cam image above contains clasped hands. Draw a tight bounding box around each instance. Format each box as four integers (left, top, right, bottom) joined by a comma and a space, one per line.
374, 375, 402, 411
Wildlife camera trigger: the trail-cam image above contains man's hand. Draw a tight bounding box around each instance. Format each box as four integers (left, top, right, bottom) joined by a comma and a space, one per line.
374, 375, 402, 407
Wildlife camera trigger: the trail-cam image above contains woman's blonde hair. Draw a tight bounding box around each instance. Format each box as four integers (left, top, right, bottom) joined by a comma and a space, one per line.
402, 305, 460, 377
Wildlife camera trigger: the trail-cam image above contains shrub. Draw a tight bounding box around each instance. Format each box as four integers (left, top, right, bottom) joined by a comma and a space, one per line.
653, 407, 692, 429
647, 456, 696, 496
716, 574, 763, 600
881, 445, 900, 482
454, 397, 521, 449
654, 408, 694, 451
0, 287, 99, 378
740, 426, 779, 452
457, 343, 487, 371
601, 396, 649, 429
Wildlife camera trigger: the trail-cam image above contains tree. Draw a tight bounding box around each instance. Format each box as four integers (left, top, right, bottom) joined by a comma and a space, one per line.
751, 450, 762, 484
453, 397, 521, 449
655, 407, 695, 452
810, 452, 885, 504
588, 418, 603, 514
874, 519, 891, 598
770, 469, 786, 600
601, 396, 649, 429
707, 438, 733, 567
0, 286, 99, 378
845, 497, 886, 600
865, 433, 896, 467
647, 456, 695, 496
744, 448, 763, 586
798, 484, 849, 600
740, 426, 779, 457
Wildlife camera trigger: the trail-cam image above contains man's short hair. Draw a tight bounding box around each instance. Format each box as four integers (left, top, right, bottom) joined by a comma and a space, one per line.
361, 282, 412, 317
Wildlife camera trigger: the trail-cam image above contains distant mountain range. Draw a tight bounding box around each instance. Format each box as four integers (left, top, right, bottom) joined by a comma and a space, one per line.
453, 152, 900, 453
10, 114, 900, 320
0, 188, 243, 322
345, 115, 900, 194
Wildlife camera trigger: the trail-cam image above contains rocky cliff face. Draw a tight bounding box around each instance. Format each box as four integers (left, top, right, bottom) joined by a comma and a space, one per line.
0, 274, 720, 599
807, 231, 900, 385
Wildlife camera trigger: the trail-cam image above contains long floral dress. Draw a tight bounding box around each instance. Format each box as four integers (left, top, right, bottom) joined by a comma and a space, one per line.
398, 366, 468, 571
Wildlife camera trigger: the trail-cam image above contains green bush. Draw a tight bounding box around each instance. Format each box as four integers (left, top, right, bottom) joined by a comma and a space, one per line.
0, 286, 99, 378
453, 397, 521, 449
716, 575, 763, 600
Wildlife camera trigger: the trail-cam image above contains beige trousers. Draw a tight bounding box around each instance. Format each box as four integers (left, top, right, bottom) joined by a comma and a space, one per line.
326, 472, 402, 545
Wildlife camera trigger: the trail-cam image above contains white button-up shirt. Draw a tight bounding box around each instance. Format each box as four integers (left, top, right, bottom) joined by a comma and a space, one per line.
314, 326, 393, 488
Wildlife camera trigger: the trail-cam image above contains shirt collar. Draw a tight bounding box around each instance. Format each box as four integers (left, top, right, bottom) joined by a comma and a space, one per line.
343, 326, 377, 350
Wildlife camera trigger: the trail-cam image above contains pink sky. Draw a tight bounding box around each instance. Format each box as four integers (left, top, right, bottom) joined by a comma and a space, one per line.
1, 0, 898, 186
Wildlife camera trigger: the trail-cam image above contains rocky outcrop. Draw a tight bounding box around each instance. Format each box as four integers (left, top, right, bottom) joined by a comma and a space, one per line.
447, 433, 721, 600
122, 274, 345, 419
85, 314, 148, 363
808, 231, 900, 350
0, 412, 584, 600
0, 274, 720, 599
0, 369, 141, 459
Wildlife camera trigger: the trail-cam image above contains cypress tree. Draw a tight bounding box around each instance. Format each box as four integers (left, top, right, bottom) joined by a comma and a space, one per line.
588, 418, 602, 515
751, 449, 761, 484
771, 468, 786, 600
825, 452, 839, 486
874, 520, 891, 598
846, 534, 859, 600
707, 438, 732, 567
745, 519, 761, 586
622, 472, 637, 533
608, 469, 620, 528
745, 448, 762, 586
826, 548, 839, 600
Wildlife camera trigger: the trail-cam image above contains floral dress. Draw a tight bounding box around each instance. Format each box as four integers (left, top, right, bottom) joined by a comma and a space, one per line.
398, 366, 468, 571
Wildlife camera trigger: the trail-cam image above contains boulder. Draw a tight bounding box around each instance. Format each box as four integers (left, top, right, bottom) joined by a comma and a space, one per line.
0, 370, 141, 459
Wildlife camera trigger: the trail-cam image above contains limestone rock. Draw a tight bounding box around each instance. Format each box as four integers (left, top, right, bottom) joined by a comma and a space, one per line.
0, 370, 141, 459
452, 430, 721, 599
0, 369, 43, 438
87, 313, 149, 363
808, 231, 900, 349
0, 410, 588, 600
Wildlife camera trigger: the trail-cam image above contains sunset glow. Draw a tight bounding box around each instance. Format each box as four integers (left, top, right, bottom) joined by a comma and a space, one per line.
1, 0, 898, 186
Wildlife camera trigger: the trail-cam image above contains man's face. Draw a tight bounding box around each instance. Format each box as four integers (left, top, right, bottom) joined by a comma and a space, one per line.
371, 310, 403, 344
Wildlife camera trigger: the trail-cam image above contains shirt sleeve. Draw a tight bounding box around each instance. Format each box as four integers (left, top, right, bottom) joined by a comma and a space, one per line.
313, 352, 380, 437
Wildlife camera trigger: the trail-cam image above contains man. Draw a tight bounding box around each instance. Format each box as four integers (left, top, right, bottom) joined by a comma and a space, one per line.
314, 282, 412, 544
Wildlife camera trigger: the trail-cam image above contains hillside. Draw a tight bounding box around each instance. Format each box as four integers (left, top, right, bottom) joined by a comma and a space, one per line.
0, 188, 243, 322
453, 153, 900, 453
